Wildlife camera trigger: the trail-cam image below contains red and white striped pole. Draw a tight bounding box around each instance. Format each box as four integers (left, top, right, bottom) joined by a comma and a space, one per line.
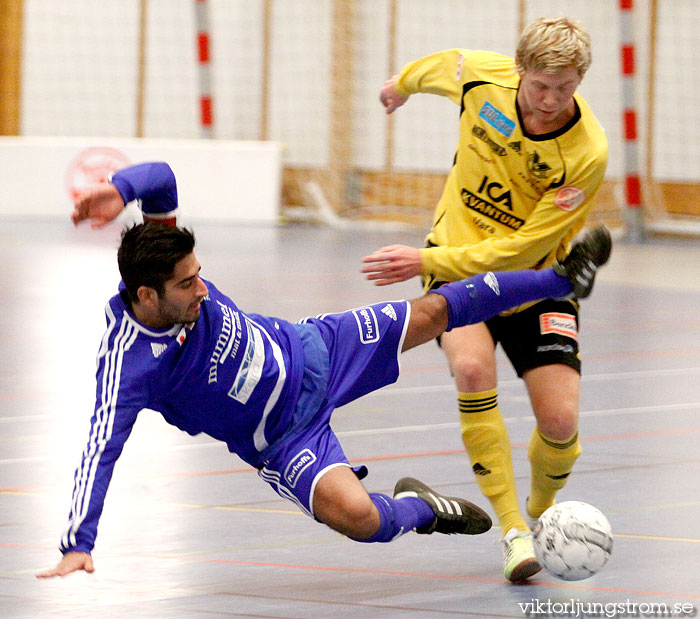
195, 0, 213, 138
620, 0, 645, 241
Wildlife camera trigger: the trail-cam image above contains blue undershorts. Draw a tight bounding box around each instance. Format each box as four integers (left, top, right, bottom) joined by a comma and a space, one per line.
257, 300, 410, 517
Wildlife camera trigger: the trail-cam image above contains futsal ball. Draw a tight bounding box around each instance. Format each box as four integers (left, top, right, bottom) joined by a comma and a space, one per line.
533, 501, 613, 581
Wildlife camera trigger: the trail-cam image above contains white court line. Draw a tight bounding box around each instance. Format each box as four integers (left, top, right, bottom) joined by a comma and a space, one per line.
2, 366, 699, 424
2, 401, 700, 466
335, 401, 700, 438
0, 413, 54, 423
363, 366, 700, 397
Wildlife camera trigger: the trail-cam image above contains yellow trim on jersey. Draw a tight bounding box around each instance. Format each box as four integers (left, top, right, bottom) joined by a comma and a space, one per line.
396, 49, 608, 284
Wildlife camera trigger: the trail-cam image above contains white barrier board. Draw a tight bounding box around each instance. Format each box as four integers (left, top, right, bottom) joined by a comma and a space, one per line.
0, 137, 282, 223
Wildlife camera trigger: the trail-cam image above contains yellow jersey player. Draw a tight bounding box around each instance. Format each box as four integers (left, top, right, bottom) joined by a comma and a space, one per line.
362, 17, 608, 583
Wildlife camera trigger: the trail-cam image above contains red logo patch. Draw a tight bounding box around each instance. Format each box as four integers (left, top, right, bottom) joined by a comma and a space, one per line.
539, 312, 578, 340
554, 186, 585, 212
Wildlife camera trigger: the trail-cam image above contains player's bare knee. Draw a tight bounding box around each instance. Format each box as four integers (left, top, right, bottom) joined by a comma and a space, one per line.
536, 405, 578, 441
450, 355, 495, 391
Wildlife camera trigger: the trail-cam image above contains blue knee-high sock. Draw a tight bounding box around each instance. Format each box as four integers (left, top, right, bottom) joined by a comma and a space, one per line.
430, 269, 572, 331
354, 493, 435, 543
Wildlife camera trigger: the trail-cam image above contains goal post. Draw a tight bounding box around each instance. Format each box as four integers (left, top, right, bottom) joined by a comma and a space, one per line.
641, 0, 700, 236
0, 0, 23, 136
5, 0, 700, 237
285, 0, 700, 237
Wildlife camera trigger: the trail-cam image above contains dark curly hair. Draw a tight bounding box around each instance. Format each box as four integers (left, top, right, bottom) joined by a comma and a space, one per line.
117, 223, 196, 302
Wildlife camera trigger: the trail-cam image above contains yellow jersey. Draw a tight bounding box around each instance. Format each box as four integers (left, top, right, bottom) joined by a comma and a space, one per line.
394, 49, 608, 285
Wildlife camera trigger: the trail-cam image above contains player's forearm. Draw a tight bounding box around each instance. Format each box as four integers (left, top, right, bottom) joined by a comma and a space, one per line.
420, 231, 561, 281
110, 161, 179, 223
59, 450, 116, 555
59, 400, 138, 557
59, 487, 104, 556
110, 162, 175, 203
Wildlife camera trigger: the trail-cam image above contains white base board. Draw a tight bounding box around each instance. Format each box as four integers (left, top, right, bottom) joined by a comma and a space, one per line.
0, 137, 282, 223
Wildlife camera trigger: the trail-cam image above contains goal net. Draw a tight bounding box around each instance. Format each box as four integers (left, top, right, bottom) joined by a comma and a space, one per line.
15, 0, 700, 235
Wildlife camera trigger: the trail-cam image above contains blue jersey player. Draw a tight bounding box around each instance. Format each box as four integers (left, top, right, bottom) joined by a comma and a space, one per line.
37, 162, 610, 578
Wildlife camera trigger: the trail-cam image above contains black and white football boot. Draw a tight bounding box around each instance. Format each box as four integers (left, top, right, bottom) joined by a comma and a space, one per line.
553, 225, 612, 298
394, 477, 492, 535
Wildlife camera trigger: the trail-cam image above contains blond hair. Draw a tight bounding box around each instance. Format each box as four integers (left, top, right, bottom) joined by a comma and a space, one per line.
515, 17, 592, 77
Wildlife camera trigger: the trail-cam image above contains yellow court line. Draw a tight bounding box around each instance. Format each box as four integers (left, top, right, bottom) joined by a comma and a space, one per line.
9, 493, 700, 542
492, 525, 700, 544
168, 502, 302, 516
615, 532, 700, 543
174, 506, 700, 541
214, 505, 303, 515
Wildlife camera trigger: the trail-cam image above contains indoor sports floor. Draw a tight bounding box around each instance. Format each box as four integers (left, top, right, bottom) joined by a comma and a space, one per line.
1, 219, 699, 618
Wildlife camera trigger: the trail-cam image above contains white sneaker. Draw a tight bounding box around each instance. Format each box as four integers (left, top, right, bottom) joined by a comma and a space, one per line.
501, 528, 541, 583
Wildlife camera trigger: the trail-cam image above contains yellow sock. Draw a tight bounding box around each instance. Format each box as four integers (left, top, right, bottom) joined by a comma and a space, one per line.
459, 389, 528, 534
527, 429, 582, 518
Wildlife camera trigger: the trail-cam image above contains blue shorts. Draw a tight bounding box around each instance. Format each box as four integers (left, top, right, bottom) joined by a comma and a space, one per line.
258, 300, 410, 517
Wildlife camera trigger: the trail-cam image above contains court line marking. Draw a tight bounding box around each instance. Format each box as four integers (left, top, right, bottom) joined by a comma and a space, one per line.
161, 504, 700, 544
3, 366, 700, 422
7, 539, 696, 600
335, 409, 700, 437
366, 366, 700, 396
615, 532, 700, 543
5, 494, 700, 547
170, 502, 302, 515
152, 554, 700, 600
2, 414, 700, 469
488, 525, 700, 545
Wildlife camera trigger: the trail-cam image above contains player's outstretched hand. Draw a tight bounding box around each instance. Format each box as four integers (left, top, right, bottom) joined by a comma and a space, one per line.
379, 76, 408, 114
36, 552, 94, 578
362, 244, 422, 286
71, 183, 125, 228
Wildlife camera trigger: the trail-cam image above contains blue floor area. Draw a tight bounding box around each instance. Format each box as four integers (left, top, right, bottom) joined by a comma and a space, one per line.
1, 220, 699, 618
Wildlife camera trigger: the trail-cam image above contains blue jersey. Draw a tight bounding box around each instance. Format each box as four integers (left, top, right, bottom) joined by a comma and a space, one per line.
59, 161, 413, 556
60, 280, 307, 554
